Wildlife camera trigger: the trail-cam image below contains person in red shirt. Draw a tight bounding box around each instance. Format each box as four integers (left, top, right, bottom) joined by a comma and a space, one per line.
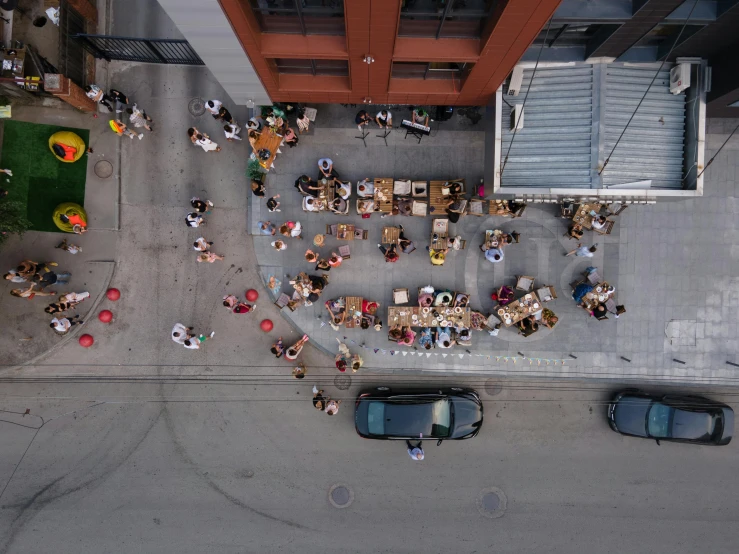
377, 243, 399, 263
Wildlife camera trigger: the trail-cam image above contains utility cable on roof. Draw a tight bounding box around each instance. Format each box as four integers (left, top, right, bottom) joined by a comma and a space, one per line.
599, 0, 700, 176
500, 18, 552, 177
691, 120, 739, 182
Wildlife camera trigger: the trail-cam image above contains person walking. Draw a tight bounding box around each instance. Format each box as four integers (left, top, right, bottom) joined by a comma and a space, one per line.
270, 337, 285, 358
205, 99, 223, 118
84, 84, 115, 112
328, 252, 343, 268
196, 251, 225, 263
216, 106, 234, 124
232, 301, 255, 314
406, 439, 424, 461
183, 331, 215, 349
111, 119, 142, 140
107, 89, 130, 113
258, 221, 276, 235
285, 335, 309, 360
251, 181, 266, 197
171, 323, 194, 345
191, 197, 213, 214
186, 213, 205, 227
565, 243, 598, 257
5, 269, 28, 283
224, 123, 242, 141
325, 399, 342, 416
55, 239, 82, 254
32, 270, 71, 289
312, 386, 327, 410
292, 363, 306, 379
127, 104, 153, 132
193, 237, 213, 252
50, 314, 83, 335
194, 132, 221, 153
266, 194, 281, 212
271, 240, 287, 252
296, 110, 311, 134
10, 283, 57, 299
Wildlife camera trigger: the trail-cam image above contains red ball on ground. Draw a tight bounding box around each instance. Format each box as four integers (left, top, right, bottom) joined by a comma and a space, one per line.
246, 289, 259, 302
260, 319, 274, 332
79, 334, 94, 347
106, 288, 121, 301
98, 309, 113, 323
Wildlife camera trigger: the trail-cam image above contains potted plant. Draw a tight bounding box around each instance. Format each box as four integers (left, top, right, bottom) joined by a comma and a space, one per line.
247, 157, 265, 188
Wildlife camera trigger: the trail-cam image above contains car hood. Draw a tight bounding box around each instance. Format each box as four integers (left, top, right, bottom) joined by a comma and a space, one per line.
612, 396, 651, 437
450, 397, 483, 438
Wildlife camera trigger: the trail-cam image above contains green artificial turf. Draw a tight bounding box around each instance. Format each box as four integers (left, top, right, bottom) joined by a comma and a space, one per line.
0, 120, 88, 232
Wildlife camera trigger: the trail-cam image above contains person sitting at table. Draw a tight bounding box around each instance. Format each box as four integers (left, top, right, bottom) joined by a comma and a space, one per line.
418, 327, 434, 350
378, 243, 399, 263
355, 110, 372, 132
541, 308, 558, 329
335, 181, 351, 200
454, 293, 470, 307
388, 324, 404, 342
397, 198, 413, 216
517, 315, 539, 337
295, 174, 321, 197
362, 299, 379, 315
591, 303, 609, 319
444, 181, 462, 196
357, 178, 374, 197
436, 328, 454, 349
485, 247, 504, 264
375, 109, 392, 128
329, 197, 348, 214
572, 282, 593, 304
456, 328, 471, 344
429, 247, 448, 266
357, 199, 375, 214
447, 235, 463, 251
567, 223, 584, 240
318, 158, 338, 179
247, 129, 259, 152
491, 285, 515, 306
445, 197, 465, 223
246, 117, 262, 133
399, 327, 416, 346
303, 197, 321, 212
418, 292, 434, 308
591, 215, 608, 230
398, 228, 415, 254
434, 291, 453, 307
412, 107, 429, 127
284, 127, 298, 148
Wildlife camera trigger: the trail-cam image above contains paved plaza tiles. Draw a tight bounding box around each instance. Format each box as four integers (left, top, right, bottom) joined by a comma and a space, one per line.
251, 109, 739, 384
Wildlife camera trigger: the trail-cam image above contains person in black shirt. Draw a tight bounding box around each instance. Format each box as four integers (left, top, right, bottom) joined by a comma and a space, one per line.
355, 110, 371, 132
294, 175, 320, 197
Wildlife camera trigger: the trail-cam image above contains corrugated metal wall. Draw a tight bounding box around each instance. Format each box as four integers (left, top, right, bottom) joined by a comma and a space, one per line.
602, 64, 686, 189
501, 65, 594, 188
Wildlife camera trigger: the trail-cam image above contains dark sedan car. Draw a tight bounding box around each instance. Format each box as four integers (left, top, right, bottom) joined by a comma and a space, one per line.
355, 387, 483, 443
607, 391, 734, 446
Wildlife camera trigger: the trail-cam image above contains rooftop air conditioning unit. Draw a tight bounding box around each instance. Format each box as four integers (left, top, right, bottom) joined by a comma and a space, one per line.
669, 63, 690, 95
507, 66, 524, 96
510, 104, 524, 130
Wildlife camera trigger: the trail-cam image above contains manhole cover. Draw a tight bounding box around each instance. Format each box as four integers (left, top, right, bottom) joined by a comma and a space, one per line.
334, 374, 351, 390
478, 487, 507, 518
94, 160, 113, 179
485, 379, 503, 396
188, 97, 206, 116
328, 484, 354, 509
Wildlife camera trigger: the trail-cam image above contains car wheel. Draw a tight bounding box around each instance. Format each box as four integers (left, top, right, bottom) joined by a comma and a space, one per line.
376, 386, 390, 391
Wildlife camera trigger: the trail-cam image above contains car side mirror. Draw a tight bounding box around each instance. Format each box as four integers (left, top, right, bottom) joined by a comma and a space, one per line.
655, 439, 661, 446
436, 439, 443, 446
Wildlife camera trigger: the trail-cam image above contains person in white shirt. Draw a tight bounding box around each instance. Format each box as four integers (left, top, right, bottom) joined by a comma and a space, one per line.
290, 221, 303, 238
223, 123, 242, 141
591, 215, 608, 230
193, 237, 213, 251
127, 103, 153, 132
566, 243, 598, 257
50, 315, 82, 335
406, 440, 424, 461
4, 269, 27, 283
206, 99, 223, 118
375, 109, 392, 128
436, 328, 454, 348
318, 158, 337, 179
186, 213, 204, 227
183, 331, 214, 349
171, 323, 193, 344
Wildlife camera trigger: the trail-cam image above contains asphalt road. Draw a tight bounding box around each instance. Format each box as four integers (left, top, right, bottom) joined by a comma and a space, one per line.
1, 377, 738, 554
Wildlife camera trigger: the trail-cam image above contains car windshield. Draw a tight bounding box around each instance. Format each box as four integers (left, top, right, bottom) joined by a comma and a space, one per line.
370, 398, 451, 437
647, 402, 674, 438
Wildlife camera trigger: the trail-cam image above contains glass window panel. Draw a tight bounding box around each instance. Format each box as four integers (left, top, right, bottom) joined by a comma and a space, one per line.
274, 58, 314, 74
392, 62, 429, 79
314, 59, 349, 76
247, 0, 345, 35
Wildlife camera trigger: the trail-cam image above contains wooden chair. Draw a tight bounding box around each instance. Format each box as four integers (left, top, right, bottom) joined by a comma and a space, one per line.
412, 181, 428, 198
393, 179, 411, 197
516, 275, 535, 291
411, 200, 428, 217
467, 199, 486, 216
275, 293, 291, 309
338, 245, 351, 259
325, 224, 337, 236
586, 269, 601, 285
607, 202, 628, 216
393, 288, 410, 304
560, 201, 577, 218
596, 312, 609, 321
536, 285, 557, 302
511, 203, 527, 218
593, 219, 615, 235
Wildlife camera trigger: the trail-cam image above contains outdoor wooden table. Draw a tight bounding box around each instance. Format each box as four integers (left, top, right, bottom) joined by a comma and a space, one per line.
582, 281, 614, 310
496, 291, 543, 327
290, 272, 312, 300
572, 203, 603, 230
382, 226, 400, 244
253, 127, 283, 170
317, 177, 336, 205
431, 218, 448, 250
336, 223, 355, 240
489, 199, 513, 216
485, 230, 504, 250
374, 178, 393, 213
388, 306, 471, 328
345, 296, 363, 328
